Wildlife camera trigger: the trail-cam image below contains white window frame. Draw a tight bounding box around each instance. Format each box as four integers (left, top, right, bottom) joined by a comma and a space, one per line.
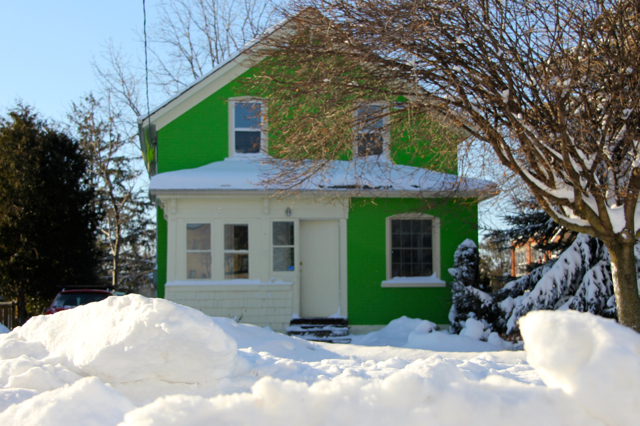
229, 97, 267, 158
383, 213, 444, 288
353, 101, 390, 159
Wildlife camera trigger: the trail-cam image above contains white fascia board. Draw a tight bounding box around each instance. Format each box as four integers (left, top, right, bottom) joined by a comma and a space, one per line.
149, 188, 496, 199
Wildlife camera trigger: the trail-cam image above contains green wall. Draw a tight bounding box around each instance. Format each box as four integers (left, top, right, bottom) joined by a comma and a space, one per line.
156, 208, 167, 298
347, 197, 478, 325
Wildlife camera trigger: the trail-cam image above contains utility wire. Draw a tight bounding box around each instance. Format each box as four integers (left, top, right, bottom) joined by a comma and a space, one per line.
143, 0, 151, 126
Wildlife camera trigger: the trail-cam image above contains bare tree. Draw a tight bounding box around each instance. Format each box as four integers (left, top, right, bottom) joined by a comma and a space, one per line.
68, 95, 155, 294
150, 0, 280, 95
241, 0, 640, 330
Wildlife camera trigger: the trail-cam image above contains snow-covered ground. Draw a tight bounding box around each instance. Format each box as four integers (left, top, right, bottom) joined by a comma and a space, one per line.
1, 295, 639, 425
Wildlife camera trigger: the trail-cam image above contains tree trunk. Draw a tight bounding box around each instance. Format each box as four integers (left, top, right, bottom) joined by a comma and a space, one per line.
112, 250, 119, 290
608, 239, 640, 333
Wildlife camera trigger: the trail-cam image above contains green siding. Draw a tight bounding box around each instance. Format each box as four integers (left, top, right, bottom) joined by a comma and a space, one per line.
347, 198, 478, 325
156, 207, 167, 299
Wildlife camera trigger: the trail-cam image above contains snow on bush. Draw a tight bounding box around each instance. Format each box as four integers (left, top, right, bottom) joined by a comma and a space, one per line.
0, 295, 639, 425
450, 234, 626, 339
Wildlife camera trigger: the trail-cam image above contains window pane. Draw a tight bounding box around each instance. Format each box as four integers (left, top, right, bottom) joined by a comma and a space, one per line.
235, 131, 261, 153
187, 252, 211, 279
356, 133, 383, 156
273, 247, 294, 271
357, 105, 384, 130
224, 225, 248, 250
235, 102, 261, 128
391, 220, 401, 234
224, 253, 249, 279
187, 224, 210, 250
273, 222, 294, 246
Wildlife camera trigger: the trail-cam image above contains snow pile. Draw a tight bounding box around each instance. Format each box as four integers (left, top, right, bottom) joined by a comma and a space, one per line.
350, 316, 508, 352
521, 310, 640, 426
1, 296, 639, 425
3, 295, 238, 385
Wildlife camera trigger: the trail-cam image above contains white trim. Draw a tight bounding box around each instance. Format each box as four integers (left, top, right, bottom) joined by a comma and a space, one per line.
385, 212, 441, 283
381, 275, 446, 288
228, 97, 268, 158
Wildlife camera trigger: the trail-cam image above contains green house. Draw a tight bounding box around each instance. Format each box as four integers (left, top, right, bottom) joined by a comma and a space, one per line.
139, 36, 493, 335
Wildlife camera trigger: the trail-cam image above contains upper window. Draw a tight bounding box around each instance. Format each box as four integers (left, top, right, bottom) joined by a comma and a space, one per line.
354, 103, 388, 158
230, 99, 266, 156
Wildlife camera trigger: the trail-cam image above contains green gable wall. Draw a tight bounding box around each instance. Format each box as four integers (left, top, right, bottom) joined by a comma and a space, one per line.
347, 197, 478, 325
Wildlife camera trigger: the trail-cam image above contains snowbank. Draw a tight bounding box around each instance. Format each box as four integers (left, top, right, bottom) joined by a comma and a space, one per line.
0, 296, 638, 426
521, 310, 640, 426
1, 295, 238, 384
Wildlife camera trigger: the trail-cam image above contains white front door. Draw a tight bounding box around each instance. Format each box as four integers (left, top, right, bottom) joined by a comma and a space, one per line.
299, 220, 340, 317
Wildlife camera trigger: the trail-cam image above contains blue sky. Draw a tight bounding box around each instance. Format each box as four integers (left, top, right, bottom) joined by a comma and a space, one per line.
0, 0, 156, 123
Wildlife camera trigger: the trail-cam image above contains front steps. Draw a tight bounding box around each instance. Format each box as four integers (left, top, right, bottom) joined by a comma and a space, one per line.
287, 317, 351, 343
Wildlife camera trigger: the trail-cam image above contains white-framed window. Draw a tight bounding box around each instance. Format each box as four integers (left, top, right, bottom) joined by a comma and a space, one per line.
229, 98, 267, 157
383, 213, 443, 287
272, 221, 295, 272
186, 223, 212, 279
354, 102, 389, 158
224, 224, 250, 279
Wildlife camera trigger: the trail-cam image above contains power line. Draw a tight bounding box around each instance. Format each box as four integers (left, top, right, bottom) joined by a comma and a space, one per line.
143, 0, 151, 125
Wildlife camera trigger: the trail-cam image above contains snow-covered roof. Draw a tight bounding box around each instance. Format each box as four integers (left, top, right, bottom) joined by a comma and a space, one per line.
149, 157, 496, 199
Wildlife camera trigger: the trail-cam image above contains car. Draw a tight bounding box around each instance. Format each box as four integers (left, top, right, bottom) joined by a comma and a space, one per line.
45, 289, 115, 314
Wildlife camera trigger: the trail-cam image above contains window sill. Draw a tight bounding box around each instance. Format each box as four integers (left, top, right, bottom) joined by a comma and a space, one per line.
381, 275, 446, 288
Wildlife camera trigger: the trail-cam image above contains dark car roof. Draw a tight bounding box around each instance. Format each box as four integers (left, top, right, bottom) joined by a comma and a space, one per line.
58, 289, 113, 294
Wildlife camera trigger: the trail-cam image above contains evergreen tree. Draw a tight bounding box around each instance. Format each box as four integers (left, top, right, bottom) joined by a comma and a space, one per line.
0, 106, 99, 323
448, 239, 494, 334
448, 233, 634, 339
